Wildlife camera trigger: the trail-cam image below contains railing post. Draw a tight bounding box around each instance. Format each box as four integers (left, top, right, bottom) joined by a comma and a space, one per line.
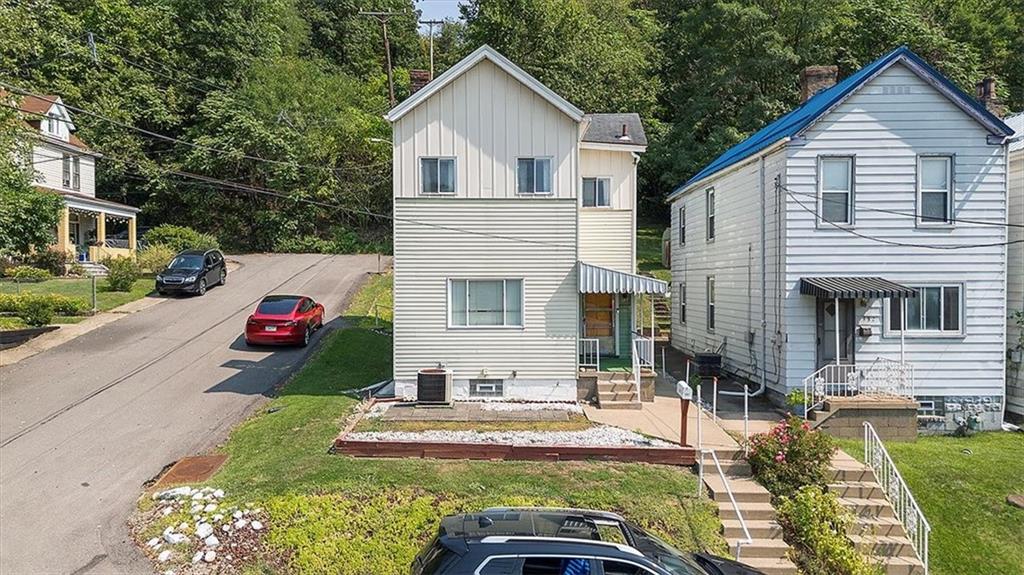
91, 275, 97, 313
743, 384, 749, 457
696, 383, 702, 451
712, 376, 718, 421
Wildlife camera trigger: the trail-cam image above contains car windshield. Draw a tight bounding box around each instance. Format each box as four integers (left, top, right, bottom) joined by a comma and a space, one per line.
167, 255, 204, 270
257, 297, 300, 315
628, 527, 708, 575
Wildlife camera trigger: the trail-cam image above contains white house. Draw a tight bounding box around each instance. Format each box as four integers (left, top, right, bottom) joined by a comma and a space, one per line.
667, 47, 1015, 432
1006, 112, 1024, 421
385, 46, 667, 405
6, 91, 140, 261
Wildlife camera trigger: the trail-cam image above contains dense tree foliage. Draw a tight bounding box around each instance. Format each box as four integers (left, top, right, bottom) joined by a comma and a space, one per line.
0, 104, 63, 256
1, 0, 1019, 246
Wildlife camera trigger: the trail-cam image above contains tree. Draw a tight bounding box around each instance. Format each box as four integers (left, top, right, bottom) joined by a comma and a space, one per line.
0, 105, 63, 256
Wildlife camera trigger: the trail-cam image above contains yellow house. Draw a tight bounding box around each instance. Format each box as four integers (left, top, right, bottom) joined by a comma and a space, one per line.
12, 92, 140, 262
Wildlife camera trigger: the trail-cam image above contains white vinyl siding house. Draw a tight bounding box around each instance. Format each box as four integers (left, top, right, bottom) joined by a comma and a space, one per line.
388, 46, 658, 402
668, 48, 1014, 431
1006, 113, 1024, 419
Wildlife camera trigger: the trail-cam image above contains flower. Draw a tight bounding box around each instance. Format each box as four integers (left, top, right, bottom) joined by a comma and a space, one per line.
775, 453, 786, 462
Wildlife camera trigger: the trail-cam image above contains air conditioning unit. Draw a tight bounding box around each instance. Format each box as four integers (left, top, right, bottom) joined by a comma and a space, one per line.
417, 368, 453, 406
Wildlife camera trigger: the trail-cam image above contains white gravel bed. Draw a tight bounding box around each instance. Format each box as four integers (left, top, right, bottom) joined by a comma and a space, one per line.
478, 401, 584, 414
345, 425, 674, 448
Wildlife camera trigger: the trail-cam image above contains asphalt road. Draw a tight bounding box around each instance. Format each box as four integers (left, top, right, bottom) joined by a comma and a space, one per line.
0, 253, 381, 574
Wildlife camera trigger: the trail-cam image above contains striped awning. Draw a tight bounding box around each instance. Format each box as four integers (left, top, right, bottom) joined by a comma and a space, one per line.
799, 277, 917, 299
578, 262, 669, 294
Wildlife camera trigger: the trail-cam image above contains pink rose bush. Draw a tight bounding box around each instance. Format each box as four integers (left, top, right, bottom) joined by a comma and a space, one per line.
747, 415, 837, 498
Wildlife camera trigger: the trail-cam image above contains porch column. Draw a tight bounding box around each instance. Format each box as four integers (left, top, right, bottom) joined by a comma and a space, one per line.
56, 206, 70, 253
900, 297, 906, 364
834, 296, 841, 366
95, 211, 106, 244
128, 216, 137, 253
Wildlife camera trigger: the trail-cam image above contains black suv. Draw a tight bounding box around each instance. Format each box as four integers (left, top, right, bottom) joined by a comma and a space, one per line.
155, 249, 226, 296
412, 508, 764, 575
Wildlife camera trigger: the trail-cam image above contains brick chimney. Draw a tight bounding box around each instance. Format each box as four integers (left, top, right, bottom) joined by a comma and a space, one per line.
409, 70, 431, 95
975, 77, 1005, 117
800, 65, 839, 102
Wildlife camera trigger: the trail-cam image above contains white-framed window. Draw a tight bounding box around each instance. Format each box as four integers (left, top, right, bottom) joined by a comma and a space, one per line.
887, 284, 963, 335
705, 188, 715, 240
917, 155, 953, 224
420, 157, 456, 195
449, 278, 523, 328
62, 153, 71, 188
819, 156, 853, 224
469, 379, 504, 398
517, 157, 552, 195
679, 282, 686, 323
71, 156, 80, 190
678, 205, 686, 245
46, 112, 59, 136
706, 275, 715, 331
582, 177, 610, 207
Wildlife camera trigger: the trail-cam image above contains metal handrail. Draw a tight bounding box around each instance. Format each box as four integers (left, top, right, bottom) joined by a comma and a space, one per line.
803, 360, 914, 416
631, 339, 642, 401
863, 421, 931, 574
699, 448, 753, 560
579, 338, 600, 371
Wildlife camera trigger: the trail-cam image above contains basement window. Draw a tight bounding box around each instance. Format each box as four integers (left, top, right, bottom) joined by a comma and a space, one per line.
469, 379, 504, 398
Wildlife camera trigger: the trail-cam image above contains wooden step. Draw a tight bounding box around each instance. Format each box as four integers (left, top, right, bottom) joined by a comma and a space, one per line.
718, 501, 776, 521
868, 556, 926, 575
849, 516, 906, 537
837, 497, 896, 519
849, 534, 919, 558
727, 537, 790, 559
734, 556, 799, 575
722, 519, 783, 539
828, 481, 884, 499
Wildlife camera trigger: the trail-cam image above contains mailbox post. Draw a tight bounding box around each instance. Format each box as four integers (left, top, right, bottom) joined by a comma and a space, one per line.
676, 381, 693, 446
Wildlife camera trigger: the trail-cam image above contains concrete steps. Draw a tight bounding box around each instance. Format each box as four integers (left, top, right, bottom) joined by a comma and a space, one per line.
739, 557, 801, 575
79, 262, 109, 277
595, 373, 641, 409
595, 399, 642, 410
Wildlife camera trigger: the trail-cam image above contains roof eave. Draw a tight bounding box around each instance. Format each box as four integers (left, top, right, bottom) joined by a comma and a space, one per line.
664, 137, 790, 203
580, 141, 647, 153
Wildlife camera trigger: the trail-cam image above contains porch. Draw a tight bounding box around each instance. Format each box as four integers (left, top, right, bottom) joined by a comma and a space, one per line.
576, 261, 668, 408
53, 191, 140, 263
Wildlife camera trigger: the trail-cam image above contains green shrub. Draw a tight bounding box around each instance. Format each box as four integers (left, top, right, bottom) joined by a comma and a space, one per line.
0, 293, 19, 313
103, 257, 141, 292
273, 227, 388, 254
143, 225, 219, 253
748, 415, 837, 499
28, 248, 72, 275
137, 243, 176, 273
47, 294, 91, 315
786, 389, 808, 407
18, 296, 54, 327
0, 293, 90, 317
777, 486, 884, 575
5, 265, 52, 280
67, 262, 85, 276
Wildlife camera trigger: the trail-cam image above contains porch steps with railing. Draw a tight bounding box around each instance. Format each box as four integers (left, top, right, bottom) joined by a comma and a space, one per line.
78, 262, 109, 277
828, 452, 926, 575
595, 372, 641, 410
701, 449, 798, 575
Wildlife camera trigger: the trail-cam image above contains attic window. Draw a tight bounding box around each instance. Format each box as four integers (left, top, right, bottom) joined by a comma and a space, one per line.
46, 112, 60, 135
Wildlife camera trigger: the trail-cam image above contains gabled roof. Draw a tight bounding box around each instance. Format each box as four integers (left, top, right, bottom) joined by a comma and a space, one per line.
668, 46, 1015, 201
582, 113, 647, 147
384, 45, 584, 123
1006, 113, 1024, 154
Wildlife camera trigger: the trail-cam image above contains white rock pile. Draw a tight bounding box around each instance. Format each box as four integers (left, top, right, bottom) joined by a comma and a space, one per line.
347, 425, 673, 447
146, 486, 265, 568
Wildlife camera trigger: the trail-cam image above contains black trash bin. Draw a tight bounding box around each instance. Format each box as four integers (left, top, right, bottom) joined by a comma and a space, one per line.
694, 352, 722, 377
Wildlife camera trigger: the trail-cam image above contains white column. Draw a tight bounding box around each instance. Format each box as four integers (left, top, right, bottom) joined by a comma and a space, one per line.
834, 296, 841, 365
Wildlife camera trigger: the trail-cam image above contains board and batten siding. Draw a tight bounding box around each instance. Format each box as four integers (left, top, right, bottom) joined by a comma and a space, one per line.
32, 142, 95, 196
1007, 149, 1024, 416
783, 62, 1007, 397
669, 148, 787, 392
392, 57, 578, 200
392, 198, 578, 400
578, 148, 636, 272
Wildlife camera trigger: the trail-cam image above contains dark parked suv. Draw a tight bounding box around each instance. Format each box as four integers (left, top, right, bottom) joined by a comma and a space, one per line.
412, 508, 765, 575
155, 249, 226, 296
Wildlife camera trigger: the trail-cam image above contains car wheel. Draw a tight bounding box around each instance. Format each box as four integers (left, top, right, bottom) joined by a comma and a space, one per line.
197, 278, 207, 296
219, 268, 226, 286
301, 326, 311, 347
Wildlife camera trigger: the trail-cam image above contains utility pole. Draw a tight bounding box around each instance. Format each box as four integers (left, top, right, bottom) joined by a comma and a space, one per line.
419, 19, 443, 79
360, 11, 401, 107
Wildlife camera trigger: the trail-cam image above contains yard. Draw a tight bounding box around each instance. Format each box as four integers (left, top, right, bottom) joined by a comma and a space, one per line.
0, 276, 154, 326
836, 433, 1024, 575
176, 272, 726, 574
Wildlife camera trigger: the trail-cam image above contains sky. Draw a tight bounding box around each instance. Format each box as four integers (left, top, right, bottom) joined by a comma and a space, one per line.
416, 0, 464, 24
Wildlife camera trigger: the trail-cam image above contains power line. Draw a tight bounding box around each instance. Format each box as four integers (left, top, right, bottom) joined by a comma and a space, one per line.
785, 190, 1023, 250
87, 32, 231, 93
783, 184, 1024, 229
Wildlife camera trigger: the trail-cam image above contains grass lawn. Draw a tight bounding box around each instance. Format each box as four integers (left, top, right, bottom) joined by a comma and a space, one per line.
637, 221, 670, 283
178, 272, 726, 574
836, 433, 1024, 575
0, 276, 154, 314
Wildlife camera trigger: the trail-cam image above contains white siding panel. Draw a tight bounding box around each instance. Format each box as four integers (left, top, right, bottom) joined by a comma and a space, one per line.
1007, 151, 1024, 415
393, 198, 578, 399
784, 62, 1007, 398
31, 143, 95, 197
579, 210, 632, 272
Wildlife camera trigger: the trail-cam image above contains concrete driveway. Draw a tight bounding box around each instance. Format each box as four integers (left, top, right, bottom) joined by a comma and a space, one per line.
0, 253, 381, 574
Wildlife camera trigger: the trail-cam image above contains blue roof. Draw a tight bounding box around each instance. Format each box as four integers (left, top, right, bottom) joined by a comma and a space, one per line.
669, 46, 1014, 199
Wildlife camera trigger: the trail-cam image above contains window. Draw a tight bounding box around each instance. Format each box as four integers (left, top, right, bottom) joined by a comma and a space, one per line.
71, 156, 80, 190
62, 154, 71, 188
918, 156, 953, 224
517, 158, 552, 194
449, 279, 523, 327
420, 157, 455, 194
582, 177, 610, 207
888, 285, 962, 333
705, 188, 715, 240
679, 283, 686, 323
706, 276, 715, 331
477, 557, 519, 574
521, 557, 591, 575
46, 112, 59, 135
819, 157, 853, 224
469, 379, 504, 398
600, 560, 652, 575
678, 205, 686, 245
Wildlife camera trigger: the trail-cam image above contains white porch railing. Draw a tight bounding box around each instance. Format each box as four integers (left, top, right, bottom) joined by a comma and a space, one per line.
863, 421, 931, 574
698, 448, 753, 560
579, 338, 600, 370
803, 358, 914, 415
632, 332, 654, 369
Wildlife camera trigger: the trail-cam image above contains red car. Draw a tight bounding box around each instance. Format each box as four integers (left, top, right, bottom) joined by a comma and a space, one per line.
245, 295, 325, 347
